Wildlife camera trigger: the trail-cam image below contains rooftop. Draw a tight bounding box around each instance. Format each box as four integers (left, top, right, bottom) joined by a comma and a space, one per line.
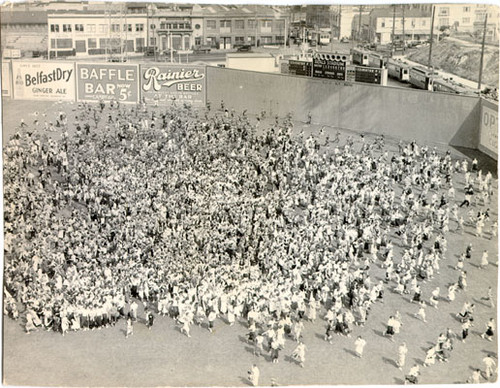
369, 7, 430, 19
1, 10, 47, 24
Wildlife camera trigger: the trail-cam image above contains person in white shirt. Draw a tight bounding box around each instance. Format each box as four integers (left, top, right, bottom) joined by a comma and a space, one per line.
397, 342, 408, 370
354, 336, 366, 358
248, 364, 259, 386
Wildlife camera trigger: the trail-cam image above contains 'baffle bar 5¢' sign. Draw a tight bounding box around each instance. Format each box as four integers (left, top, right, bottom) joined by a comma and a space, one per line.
76, 63, 139, 103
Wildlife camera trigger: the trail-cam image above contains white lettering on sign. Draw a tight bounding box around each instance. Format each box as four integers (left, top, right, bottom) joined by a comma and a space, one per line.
80, 67, 134, 81
142, 67, 204, 91
481, 105, 499, 154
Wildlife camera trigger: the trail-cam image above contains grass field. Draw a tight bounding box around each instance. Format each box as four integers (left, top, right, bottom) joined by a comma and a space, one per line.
1, 98, 498, 387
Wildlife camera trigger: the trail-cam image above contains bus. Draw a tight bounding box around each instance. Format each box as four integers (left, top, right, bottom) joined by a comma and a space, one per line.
409, 66, 436, 91
318, 32, 331, 46
433, 78, 477, 96
368, 52, 387, 69
351, 48, 369, 66
387, 59, 410, 82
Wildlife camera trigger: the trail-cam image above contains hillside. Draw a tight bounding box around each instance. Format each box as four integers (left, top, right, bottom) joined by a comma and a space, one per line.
407, 37, 499, 87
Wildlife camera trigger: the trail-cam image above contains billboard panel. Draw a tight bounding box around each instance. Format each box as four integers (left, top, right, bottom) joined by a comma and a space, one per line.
288, 60, 312, 77
479, 99, 498, 160
140, 64, 206, 106
2, 61, 12, 97
312, 59, 346, 80
77, 63, 139, 104
12, 61, 75, 101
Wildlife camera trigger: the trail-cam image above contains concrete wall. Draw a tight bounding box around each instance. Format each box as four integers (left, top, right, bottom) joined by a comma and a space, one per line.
479, 98, 498, 160
206, 66, 481, 149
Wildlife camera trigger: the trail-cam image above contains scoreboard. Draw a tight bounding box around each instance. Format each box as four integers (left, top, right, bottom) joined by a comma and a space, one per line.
288, 60, 312, 77
312, 52, 349, 81
354, 66, 383, 84
284, 53, 388, 86
312, 58, 346, 81
346, 65, 387, 86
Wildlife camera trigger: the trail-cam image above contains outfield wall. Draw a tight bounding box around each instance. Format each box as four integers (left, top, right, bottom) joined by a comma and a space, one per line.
479, 98, 499, 160
206, 66, 482, 150
2, 60, 497, 158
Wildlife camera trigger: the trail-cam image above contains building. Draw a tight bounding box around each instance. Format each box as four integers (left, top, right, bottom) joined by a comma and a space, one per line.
1, 8, 48, 56
472, 4, 499, 42
415, 3, 499, 42
351, 13, 370, 42
44, 3, 291, 57
368, 7, 431, 44
47, 5, 148, 58
194, 4, 290, 49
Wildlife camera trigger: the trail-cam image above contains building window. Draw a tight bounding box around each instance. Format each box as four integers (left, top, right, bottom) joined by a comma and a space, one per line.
62, 24, 72, 32
275, 20, 285, 30
123, 24, 132, 32
248, 36, 255, 44
207, 20, 216, 30
381, 22, 385, 28
99, 24, 107, 33
438, 7, 449, 16
463, 6, 471, 12
261, 36, 272, 44
439, 18, 449, 26
150, 37, 156, 46
87, 24, 96, 33
195, 37, 201, 45
50, 24, 59, 33
99, 38, 111, 49
75, 24, 84, 32
235, 20, 244, 29
88, 38, 97, 48
276, 35, 284, 43
206, 36, 216, 47
235, 36, 245, 45
248, 19, 257, 29
261, 20, 272, 28
111, 24, 120, 32
220, 20, 231, 28
135, 23, 144, 32
50, 38, 56, 48
56, 38, 73, 48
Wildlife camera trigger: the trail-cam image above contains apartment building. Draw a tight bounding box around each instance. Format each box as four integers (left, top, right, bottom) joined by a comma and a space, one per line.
368, 7, 431, 44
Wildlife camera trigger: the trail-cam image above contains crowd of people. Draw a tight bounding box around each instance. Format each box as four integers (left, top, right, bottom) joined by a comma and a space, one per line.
3, 98, 497, 384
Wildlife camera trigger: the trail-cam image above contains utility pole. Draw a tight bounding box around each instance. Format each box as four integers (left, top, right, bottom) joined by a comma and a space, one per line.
338, 5, 342, 40
428, 4, 435, 71
391, 4, 396, 57
358, 5, 363, 42
402, 5, 405, 54
478, 12, 488, 92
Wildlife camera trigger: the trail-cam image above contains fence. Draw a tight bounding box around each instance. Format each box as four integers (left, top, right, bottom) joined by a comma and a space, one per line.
2, 59, 497, 159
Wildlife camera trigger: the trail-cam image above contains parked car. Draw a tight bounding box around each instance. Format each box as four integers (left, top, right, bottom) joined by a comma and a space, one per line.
144, 47, 156, 56
340, 37, 350, 43
193, 45, 211, 54
236, 45, 252, 52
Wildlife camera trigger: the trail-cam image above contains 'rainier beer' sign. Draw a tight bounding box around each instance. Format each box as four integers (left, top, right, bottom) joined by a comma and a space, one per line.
140, 64, 206, 106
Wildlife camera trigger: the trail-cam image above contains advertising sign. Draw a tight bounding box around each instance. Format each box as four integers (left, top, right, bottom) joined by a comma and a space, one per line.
288, 60, 312, 77
354, 66, 383, 84
77, 63, 139, 103
312, 58, 346, 81
12, 61, 75, 101
479, 99, 498, 160
140, 64, 206, 106
2, 61, 12, 97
